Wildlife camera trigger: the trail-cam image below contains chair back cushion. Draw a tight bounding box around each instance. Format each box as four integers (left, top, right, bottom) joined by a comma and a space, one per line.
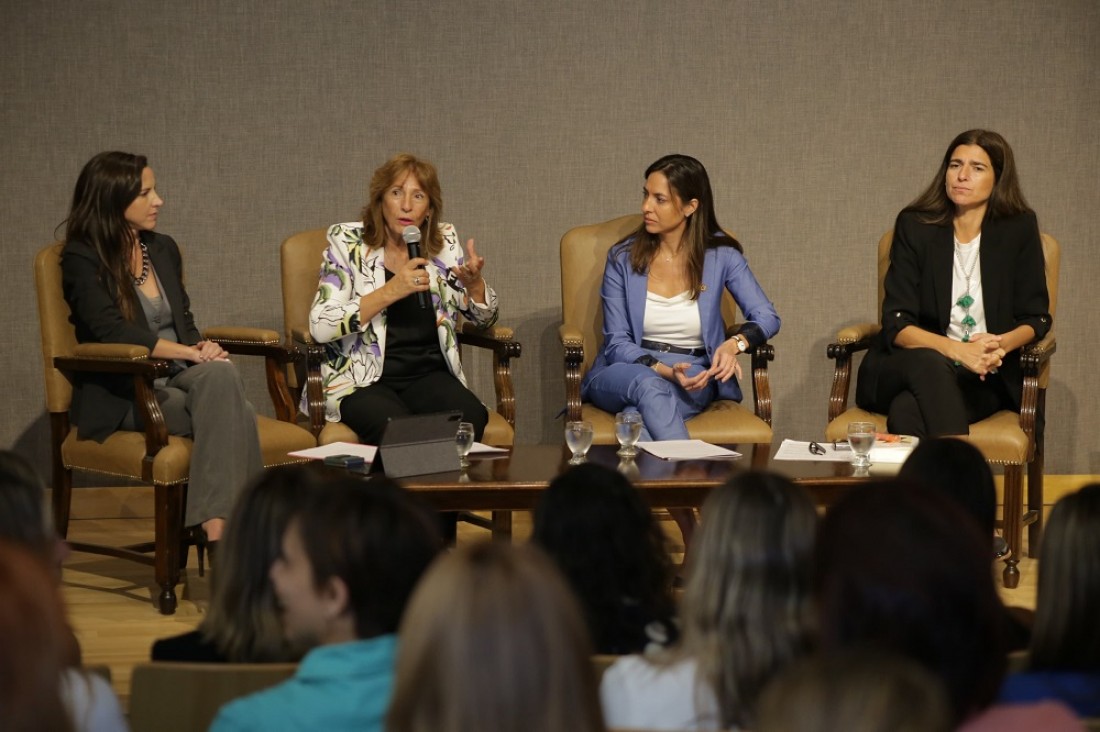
560, 215, 741, 378
34, 243, 77, 413
129, 661, 298, 732
280, 228, 331, 344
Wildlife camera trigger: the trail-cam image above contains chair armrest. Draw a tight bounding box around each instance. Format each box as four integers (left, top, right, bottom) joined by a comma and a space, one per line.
458, 321, 521, 427
54, 347, 171, 475
203, 327, 299, 423
720, 324, 775, 425
825, 323, 880, 424
559, 325, 588, 422
1017, 332, 1057, 445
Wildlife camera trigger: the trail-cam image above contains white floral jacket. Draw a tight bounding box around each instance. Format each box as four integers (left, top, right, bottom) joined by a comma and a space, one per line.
307, 221, 499, 421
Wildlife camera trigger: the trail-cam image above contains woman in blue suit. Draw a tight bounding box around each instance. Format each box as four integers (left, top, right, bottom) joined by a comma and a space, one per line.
582, 154, 780, 547
583, 154, 780, 441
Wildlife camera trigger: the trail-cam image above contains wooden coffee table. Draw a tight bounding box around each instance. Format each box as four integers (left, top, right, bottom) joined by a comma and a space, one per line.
392, 443, 870, 513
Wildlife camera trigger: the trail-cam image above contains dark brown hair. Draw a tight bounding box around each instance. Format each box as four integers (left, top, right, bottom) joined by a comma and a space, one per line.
905, 129, 1033, 225
815, 481, 1008, 724
294, 476, 441, 639
621, 154, 742, 300
361, 153, 444, 256
1029, 483, 1100, 670
64, 151, 148, 320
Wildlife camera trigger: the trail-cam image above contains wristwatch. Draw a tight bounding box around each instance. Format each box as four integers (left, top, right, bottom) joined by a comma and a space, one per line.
734, 335, 748, 353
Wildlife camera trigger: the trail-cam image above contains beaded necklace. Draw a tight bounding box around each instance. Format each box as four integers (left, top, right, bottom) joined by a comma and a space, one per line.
132, 240, 150, 286
953, 236, 980, 342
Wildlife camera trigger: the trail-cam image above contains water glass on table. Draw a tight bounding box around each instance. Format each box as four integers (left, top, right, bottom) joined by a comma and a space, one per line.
565, 420, 594, 464
847, 421, 876, 468
455, 421, 475, 468
614, 411, 644, 458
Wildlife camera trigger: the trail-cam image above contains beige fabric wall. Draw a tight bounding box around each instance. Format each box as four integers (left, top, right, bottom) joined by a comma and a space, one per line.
3, 1, 1097, 472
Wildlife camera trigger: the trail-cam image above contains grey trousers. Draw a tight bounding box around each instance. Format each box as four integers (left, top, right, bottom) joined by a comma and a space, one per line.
123, 360, 262, 526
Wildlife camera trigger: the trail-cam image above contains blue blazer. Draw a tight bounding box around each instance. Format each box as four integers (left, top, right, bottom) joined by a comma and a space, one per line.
583, 239, 780, 403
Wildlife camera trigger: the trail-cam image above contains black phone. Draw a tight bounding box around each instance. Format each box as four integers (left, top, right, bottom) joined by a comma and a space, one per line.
323, 453, 366, 468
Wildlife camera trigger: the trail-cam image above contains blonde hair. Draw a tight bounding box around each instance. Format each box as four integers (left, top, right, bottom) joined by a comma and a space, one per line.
386, 542, 607, 732
677, 472, 817, 729
361, 153, 444, 256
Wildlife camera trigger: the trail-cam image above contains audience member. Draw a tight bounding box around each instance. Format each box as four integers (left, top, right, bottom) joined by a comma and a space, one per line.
600, 471, 817, 730
898, 437, 1030, 648
815, 481, 1082, 731
151, 465, 319, 662
0, 541, 128, 732
209, 476, 441, 732
999, 483, 1100, 716
531, 463, 677, 654
756, 648, 952, 732
386, 541, 607, 732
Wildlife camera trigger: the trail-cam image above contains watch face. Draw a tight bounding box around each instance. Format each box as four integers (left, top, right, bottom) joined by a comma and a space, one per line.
737, 338, 747, 352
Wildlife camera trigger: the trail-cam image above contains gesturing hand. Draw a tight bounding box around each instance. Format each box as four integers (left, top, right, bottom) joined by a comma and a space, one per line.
672, 362, 711, 392
451, 238, 487, 303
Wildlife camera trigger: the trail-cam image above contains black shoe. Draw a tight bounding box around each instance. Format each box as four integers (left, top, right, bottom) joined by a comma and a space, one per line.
183, 525, 216, 577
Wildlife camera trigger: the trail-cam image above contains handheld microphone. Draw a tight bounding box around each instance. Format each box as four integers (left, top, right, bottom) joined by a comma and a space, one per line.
402, 225, 428, 309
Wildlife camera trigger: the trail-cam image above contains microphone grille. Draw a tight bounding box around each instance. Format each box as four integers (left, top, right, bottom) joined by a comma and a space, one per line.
402, 225, 422, 244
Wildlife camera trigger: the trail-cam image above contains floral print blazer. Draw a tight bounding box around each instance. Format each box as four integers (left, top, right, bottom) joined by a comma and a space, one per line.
307, 221, 499, 421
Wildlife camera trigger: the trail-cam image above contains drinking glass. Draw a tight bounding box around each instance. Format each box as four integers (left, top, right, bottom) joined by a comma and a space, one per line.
564, 420, 594, 464
847, 421, 876, 468
455, 421, 475, 468
614, 411, 644, 458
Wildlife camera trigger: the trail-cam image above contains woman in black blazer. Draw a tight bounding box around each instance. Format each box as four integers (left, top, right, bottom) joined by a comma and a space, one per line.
60, 151, 261, 557
856, 130, 1051, 438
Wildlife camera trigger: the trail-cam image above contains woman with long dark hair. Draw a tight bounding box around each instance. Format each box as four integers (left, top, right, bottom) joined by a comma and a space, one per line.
61, 151, 261, 553
855, 130, 1051, 438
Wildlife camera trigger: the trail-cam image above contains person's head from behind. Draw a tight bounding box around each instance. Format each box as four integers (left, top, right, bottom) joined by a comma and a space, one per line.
681, 471, 817, 729
386, 542, 606, 732
814, 481, 1007, 724
756, 648, 951, 732
0, 541, 75, 732
0, 451, 66, 573
899, 437, 996, 538
1030, 482, 1100, 671
202, 465, 319, 661
269, 476, 441, 649
361, 153, 444, 254
532, 463, 673, 652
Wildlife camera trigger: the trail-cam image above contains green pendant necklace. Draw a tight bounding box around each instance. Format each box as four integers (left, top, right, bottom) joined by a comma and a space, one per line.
954, 239, 979, 342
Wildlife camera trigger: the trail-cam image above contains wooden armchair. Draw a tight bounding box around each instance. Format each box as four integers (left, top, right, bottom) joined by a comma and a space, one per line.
280, 228, 522, 535
34, 243, 316, 614
824, 230, 1059, 588
559, 214, 775, 445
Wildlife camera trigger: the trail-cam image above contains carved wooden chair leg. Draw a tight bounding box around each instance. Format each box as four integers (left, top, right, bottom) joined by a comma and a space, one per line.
1001, 465, 1023, 589
490, 510, 512, 541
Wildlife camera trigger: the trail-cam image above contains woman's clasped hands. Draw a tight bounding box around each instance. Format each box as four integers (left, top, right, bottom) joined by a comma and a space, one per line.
189, 340, 229, 363
666, 337, 744, 392
956, 333, 1005, 379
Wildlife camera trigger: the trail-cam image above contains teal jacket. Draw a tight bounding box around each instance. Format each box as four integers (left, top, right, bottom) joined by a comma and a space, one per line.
209, 635, 397, 732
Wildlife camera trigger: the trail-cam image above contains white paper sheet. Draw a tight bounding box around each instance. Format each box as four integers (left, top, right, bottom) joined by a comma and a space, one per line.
636, 440, 741, 460
289, 441, 507, 461
772, 438, 918, 464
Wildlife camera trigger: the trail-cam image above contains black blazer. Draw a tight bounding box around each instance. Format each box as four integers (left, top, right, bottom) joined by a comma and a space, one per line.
874, 209, 1052, 409
60, 231, 202, 442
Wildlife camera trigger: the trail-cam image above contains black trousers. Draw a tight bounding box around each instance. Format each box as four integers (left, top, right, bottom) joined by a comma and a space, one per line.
338, 369, 489, 446
855, 347, 1013, 439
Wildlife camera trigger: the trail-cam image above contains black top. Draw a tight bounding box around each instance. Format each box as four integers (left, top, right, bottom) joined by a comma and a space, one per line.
380, 268, 447, 380
150, 629, 228, 663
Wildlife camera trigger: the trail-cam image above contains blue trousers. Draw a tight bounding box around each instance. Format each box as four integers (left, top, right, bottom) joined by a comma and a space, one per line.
584, 352, 715, 440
